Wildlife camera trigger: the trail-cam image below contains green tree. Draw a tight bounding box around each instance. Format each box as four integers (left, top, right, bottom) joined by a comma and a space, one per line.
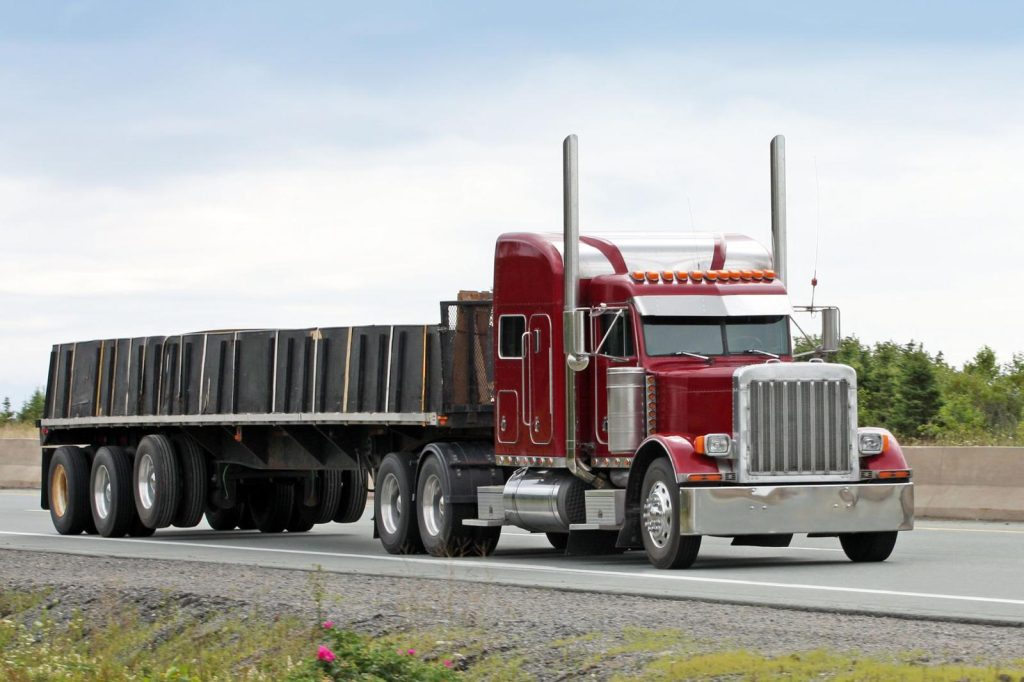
16, 389, 45, 424
0, 397, 13, 423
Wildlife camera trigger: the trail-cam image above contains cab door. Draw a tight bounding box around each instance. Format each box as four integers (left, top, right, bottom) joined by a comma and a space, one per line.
527, 314, 553, 444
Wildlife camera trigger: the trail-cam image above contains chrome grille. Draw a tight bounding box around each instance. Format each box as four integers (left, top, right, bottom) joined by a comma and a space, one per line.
747, 378, 852, 476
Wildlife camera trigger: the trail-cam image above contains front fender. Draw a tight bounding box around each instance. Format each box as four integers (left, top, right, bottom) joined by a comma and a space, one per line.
859, 428, 911, 472
636, 434, 719, 479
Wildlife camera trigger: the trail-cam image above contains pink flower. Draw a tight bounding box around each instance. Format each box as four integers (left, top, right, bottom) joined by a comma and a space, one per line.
407, 648, 417, 656
317, 645, 336, 663
322, 620, 334, 629
443, 659, 454, 668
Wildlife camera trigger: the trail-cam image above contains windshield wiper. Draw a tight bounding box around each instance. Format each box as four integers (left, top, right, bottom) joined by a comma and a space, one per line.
742, 349, 780, 359
670, 350, 712, 362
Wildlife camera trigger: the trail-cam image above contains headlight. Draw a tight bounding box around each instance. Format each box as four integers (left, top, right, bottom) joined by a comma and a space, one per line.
697, 433, 731, 457
858, 431, 886, 456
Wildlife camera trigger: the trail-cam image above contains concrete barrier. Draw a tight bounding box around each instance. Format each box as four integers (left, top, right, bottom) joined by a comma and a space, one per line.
3, 441, 1021, 521
903, 446, 1024, 522
0, 439, 40, 489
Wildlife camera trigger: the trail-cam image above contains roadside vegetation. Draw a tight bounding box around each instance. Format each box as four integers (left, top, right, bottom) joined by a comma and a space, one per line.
0, 389, 43, 438
796, 338, 1024, 445
2, 587, 1022, 681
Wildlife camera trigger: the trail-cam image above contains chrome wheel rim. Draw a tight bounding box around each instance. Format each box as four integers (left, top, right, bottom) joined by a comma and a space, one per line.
379, 472, 402, 535
420, 474, 445, 538
643, 480, 674, 549
137, 454, 156, 510
52, 464, 68, 518
93, 464, 111, 520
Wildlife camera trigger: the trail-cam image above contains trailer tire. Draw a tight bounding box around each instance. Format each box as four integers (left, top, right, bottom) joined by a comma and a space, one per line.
640, 458, 702, 569
313, 470, 344, 525
416, 455, 499, 557
334, 468, 369, 524
205, 503, 243, 531
839, 531, 898, 562
171, 436, 207, 528
128, 514, 156, 537
90, 446, 135, 538
287, 496, 317, 533
48, 446, 91, 535
133, 435, 181, 529
375, 453, 423, 554
250, 481, 295, 533
238, 501, 258, 530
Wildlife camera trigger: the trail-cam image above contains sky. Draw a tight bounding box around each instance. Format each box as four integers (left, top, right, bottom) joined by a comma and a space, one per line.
2, 1, 1023, 406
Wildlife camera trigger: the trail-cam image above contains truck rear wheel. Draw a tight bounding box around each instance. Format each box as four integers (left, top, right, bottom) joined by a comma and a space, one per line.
48, 446, 91, 535
416, 455, 500, 557
334, 468, 369, 523
133, 435, 181, 529
839, 531, 898, 562
90, 446, 136, 538
171, 436, 207, 528
375, 453, 423, 554
640, 458, 701, 569
250, 481, 295, 533
287, 494, 317, 533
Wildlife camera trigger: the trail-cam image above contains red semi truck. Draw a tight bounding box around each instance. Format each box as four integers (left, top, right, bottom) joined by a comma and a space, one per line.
39, 135, 913, 569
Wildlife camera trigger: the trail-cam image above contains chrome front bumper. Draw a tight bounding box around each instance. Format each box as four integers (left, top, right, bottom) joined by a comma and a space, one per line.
679, 482, 914, 536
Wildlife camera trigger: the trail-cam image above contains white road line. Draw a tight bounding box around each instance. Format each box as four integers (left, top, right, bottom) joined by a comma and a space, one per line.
1, 530, 1022, 608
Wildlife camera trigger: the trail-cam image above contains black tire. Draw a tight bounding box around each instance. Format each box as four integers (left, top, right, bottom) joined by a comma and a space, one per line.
90, 446, 135, 538
48, 446, 91, 535
133, 434, 181, 529
546, 532, 568, 551
287, 495, 317, 533
128, 515, 156, 537
249, 481, 295, 533
416, 454, 501, 557
374, 453, 423, 554
205, 503, 243, 531
238, 500, 258, 530
313, 470, 344, 525
334, 468, 369, 523
840, 531, 898, 562
640, 458, 702, 569
171, 436, 207, 528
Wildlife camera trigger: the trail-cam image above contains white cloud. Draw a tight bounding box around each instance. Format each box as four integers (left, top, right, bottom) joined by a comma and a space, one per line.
2, 44, 1023, 403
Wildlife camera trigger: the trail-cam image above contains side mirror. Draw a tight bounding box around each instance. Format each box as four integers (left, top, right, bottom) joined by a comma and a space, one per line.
564, 309, 590, 371
821, 307, 841, 354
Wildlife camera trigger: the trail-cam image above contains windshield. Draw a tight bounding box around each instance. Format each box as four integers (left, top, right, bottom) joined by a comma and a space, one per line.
641, 315, 791, 357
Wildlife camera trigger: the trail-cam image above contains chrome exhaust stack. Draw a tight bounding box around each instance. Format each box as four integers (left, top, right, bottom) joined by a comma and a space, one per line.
770, 135, 787, 286
562, 135, 604, 488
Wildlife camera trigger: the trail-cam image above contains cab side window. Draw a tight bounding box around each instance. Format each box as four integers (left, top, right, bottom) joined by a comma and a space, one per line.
597, 310, 635, 358
498, 315, 526, 359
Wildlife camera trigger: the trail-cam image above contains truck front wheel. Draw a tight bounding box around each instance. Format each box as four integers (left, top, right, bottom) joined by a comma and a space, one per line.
839, 531, 898, 562
640, 458, 701, 569
375, 453, 423, 554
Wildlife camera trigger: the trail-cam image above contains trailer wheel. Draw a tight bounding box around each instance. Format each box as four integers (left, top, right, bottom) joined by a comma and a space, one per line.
416, 455, 499, 557
48, 446, 91, 535
839, 531, 898, 562
171, 436, 207, 528
287, 496, 317, 533
205, 503, 243, 531
375, 454, 423, 554
640, 458, 701, 569
133, 435, 181, 529
128, 514, 156, 536
334, 468, 369, 524
313, 470, 344, 525
90, 446, 136, 537
249, 481, 295, 533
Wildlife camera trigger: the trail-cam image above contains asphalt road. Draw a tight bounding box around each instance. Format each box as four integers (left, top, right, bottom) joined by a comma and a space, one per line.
1, 490, 1021, 625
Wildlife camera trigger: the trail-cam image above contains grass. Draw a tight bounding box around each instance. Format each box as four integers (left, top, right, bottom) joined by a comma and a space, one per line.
2, 590, 1023, 681
0, 423, 36, 439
